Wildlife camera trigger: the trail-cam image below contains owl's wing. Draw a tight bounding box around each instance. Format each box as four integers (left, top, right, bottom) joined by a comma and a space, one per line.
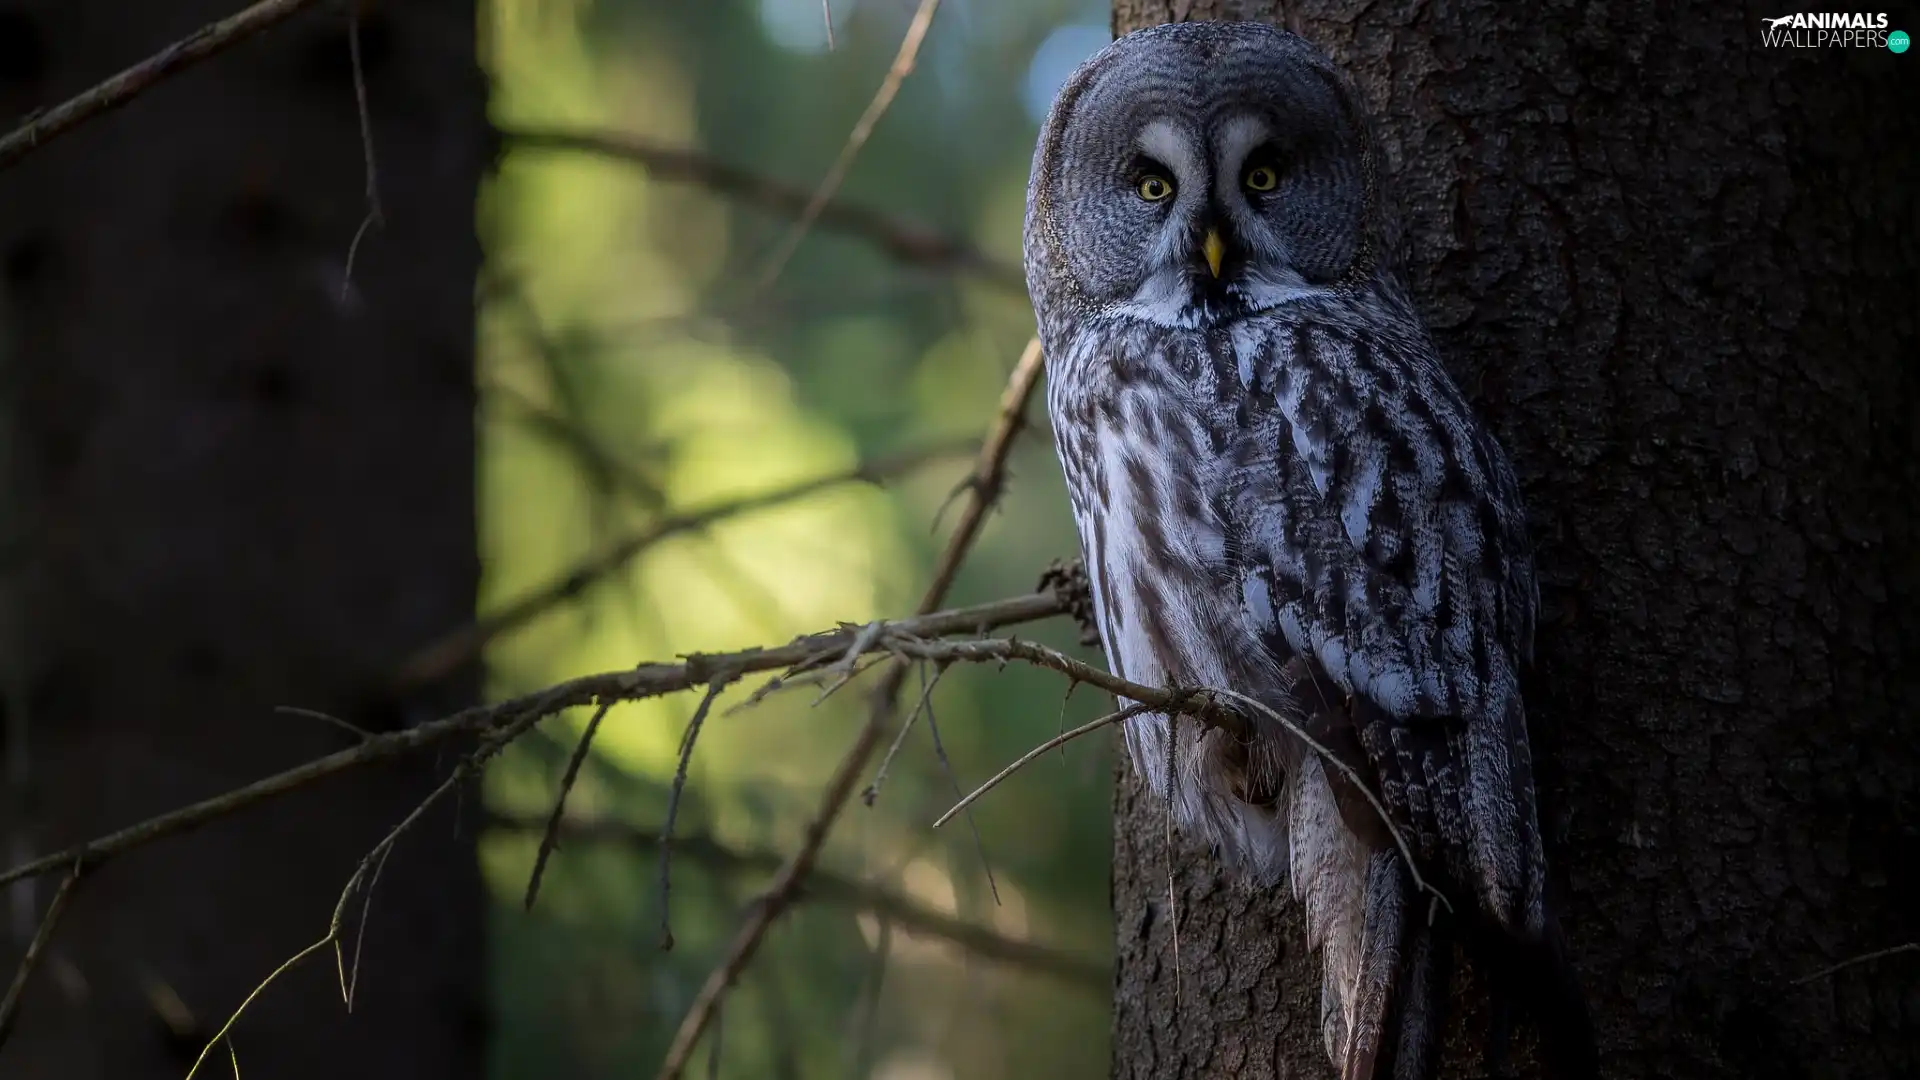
1207, 312, 1542, 929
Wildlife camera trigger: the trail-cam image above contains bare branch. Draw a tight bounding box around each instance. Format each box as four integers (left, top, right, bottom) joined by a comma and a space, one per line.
493, 815, 1106, 989
654, 337, 1046, 1080
0, 866, 79, 1052
4, 575, 1433, 1030
751, 0, 945, 291
0, 589, 1075, 894
387, 441, 972, 694
0, 0, 328, 172
500, 127, 1020, 292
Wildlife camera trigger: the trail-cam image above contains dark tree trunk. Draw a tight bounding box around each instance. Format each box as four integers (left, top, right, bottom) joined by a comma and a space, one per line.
0, 3, 488, 1076
1108, 2, 1918, 1077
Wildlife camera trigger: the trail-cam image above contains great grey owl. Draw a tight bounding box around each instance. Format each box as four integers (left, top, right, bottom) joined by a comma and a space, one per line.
1025, 22, 1592, 1080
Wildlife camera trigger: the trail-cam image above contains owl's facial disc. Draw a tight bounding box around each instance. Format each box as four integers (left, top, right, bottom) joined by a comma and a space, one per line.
1026, 22, 1376, 332
1111, 118, 1312, 327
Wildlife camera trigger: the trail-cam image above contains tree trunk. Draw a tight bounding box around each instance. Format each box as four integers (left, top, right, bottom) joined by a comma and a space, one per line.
1108, 2, 1918, 1077
0, 2, 488, 1076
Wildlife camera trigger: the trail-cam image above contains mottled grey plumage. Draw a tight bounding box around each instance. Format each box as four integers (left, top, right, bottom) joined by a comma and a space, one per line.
1025, 22, 1587, 1080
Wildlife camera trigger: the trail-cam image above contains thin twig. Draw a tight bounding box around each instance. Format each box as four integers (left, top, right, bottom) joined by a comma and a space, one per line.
492, 814, 1105, 988
653, 337, 1046, 1080
190, 713, 537, 1079
1794, 942, 1919, 985
183, 933, 334, 1080
750, 0, 945, 291
0, 0, 329, 171
659, 678, 733, 950
0, 865, 79, 1052
821, 0, 836, 50
918, 681, 1000, 903
341, 837, 394, 1011
862, 659, 948, 805
386, 441, 971, 693
274, 704, 372, 742
933, 701, 1159, 828
339, 1, 384, 299
498, 127, 1020, 291
522, 700, 617, 912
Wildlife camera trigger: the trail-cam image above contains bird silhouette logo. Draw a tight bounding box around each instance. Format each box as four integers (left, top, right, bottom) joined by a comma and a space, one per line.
1764, 15, 1796, 27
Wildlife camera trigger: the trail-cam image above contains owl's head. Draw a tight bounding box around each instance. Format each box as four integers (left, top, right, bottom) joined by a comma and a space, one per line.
1025, 22, 1384, 329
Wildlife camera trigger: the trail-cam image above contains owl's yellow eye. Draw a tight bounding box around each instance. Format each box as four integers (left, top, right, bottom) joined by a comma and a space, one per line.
1244, 165, 1279, 192
1137, 175, 1174, 201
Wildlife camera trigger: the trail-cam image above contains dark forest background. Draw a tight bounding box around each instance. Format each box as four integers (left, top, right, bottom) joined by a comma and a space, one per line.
0, 2, 1914, 1079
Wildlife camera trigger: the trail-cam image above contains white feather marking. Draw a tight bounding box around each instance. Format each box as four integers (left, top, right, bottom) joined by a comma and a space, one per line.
1212, 114, 1270, 180
1232, 271, 1333, 313
1290, 422, 1332, 496
1288, 756, 1372, 1067
1279, 604, 1308, 654
1136, 119, 1202, 185
1115, 272, 1203, 328
1412, 501, 1444, 614
1241, 573, 1274, 628
1319, 635, 1348, 690
1229, 319, 1266, 391
1367, 657, 1416, 717
1341, 435, 1384, 552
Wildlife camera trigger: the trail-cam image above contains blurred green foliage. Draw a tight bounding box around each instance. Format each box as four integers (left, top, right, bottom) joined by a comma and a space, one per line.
476, 1, 1118, 1076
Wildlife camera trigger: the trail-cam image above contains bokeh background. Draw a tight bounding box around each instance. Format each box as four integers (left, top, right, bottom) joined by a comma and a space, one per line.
477, 1, 1118, 1075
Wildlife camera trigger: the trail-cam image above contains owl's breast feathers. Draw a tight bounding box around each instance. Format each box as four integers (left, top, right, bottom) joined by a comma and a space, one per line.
1045, 292, 1545, 934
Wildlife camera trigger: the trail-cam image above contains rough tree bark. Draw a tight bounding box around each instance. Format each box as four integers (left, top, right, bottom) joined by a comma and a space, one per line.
1107, 2, 1918, 1078
0, 2, 487, 1077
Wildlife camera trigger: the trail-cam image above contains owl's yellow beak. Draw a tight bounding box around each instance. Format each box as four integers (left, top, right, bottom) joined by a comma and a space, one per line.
1201, 229, 1226, 279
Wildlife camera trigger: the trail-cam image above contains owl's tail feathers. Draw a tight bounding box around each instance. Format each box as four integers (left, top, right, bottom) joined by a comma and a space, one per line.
1473, 898, 1597, 1080
1341, 851, 1450, 1080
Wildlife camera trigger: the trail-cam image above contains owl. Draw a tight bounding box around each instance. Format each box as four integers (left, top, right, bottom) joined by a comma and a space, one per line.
1025, 22, 1592, 1080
